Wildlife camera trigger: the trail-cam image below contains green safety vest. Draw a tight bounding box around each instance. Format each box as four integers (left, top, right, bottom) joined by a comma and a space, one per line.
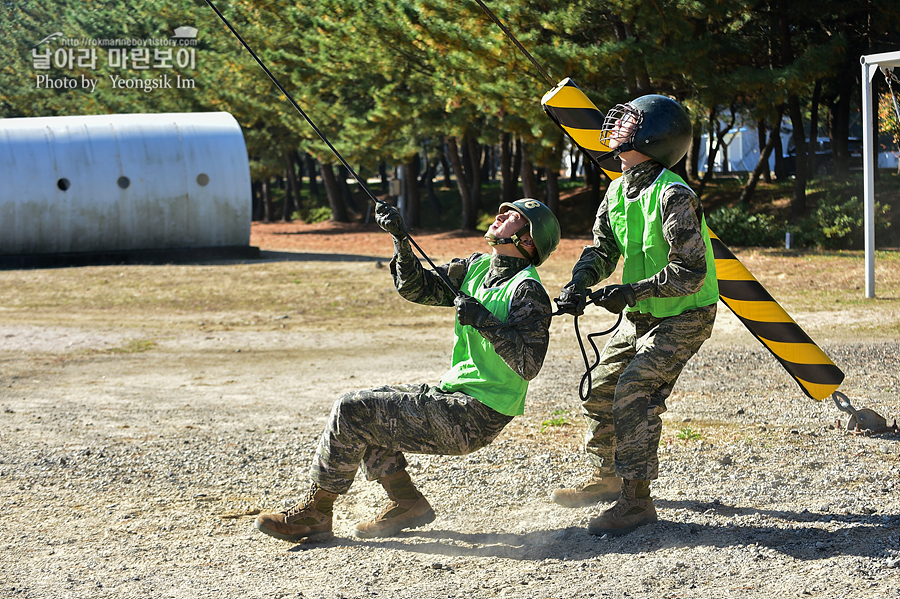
439, 255, 541, 416
607, 169, 719, 318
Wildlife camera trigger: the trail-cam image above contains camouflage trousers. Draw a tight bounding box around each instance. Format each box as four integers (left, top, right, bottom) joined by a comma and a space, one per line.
309, 383, 513, 494
583, 304, 716, 481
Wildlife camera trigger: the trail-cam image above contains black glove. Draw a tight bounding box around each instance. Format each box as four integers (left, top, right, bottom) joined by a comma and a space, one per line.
374, 202, 406, 238
454, 293, 493, 329
590, 284, 637, 314
554, 281, 588, 316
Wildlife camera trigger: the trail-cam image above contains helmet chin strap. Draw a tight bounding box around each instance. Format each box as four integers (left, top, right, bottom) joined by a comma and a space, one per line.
595, 141, 633, 164
484, 226, 534, 262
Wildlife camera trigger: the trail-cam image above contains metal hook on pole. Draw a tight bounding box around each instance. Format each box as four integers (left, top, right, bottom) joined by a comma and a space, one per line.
203, 0, 460, 296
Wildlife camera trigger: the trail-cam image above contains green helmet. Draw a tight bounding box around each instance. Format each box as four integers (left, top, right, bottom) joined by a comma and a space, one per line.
497, 199, 561, 267
600, 94, 692, 168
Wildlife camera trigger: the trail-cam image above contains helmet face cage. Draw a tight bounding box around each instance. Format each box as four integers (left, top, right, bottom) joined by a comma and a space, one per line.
600, 103, 644, 152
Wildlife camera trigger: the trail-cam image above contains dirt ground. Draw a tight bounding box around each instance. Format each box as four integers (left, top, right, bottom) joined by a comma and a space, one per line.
1, 221, 899, 599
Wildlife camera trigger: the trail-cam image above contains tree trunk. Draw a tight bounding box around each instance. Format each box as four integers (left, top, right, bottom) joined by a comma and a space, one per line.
261, 178, 272, 223
280, 169, 292, 222
294, 150, 305, 203
773, 132, 786, 179
418, 151, 431, 186
337, 164, 358, 213
481, 143, 493, 182
611, 18, 651, 96
379, 162, 389, 194
829, 75, 852, 179
446, 136, 476, 230
512, 137, 523, 197
807, 79, 822, 178
320, 162, 349, 223
544, 165, 559, 213
686, 134, 701, 181
787, 93, 808, 221
305, 153, 320, 198
423, 157, 441, 217
402, 158, 421, 228
757, 120, 772, 183
464, 133, 483, 214
520, 139, 539, 199
741, 107, 785, 207
282, 153, 300, 222
251, 180, 261, 221
569, 148, 581, 180
543, 137, 563, 212
697, 105, 736, 198
500, 132, 514, 205
778, 5, 807, 220
439, 147, 453, 189
588, 158, 602, 206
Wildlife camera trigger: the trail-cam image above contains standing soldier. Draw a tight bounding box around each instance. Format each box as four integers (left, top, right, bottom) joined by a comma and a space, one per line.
255, 199, 560, 542
553, 95, 718, 537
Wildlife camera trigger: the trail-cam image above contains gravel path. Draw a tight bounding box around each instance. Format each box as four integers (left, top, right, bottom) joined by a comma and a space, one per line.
1, 299, 898, 599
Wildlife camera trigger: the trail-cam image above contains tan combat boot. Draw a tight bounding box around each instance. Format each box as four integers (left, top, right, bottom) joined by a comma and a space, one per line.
254, 483, 338, 542
587, 479, 658, 537
353, 470, 436, 538
551, 470, 622, 508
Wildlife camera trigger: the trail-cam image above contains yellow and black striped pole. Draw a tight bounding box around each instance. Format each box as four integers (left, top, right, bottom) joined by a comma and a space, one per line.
709, 230, 844, 400
541, 78, 621, 179
541, 78, 844, 400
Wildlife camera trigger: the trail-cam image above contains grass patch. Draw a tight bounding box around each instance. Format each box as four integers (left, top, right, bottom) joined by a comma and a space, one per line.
90, 339, 157, 354
540, 408, 571, 433
676, 427, 702, 441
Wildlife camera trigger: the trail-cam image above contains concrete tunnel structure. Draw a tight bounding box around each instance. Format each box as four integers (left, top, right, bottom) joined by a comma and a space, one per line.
0, 112, 255, 263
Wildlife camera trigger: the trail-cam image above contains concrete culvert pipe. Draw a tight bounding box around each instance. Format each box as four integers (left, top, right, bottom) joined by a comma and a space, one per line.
0, 112, 252, 257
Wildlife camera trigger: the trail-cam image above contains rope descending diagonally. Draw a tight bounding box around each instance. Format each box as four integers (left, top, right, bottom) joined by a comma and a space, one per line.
202, 0, 460, 297
471, 0, 554, 86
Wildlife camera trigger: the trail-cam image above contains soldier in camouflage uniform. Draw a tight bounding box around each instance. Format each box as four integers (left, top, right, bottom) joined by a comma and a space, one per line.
553, 95, 718, 537
255, 198, 560, 543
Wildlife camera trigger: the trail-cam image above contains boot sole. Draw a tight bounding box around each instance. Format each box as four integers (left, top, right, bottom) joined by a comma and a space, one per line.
351, 508, 436, 539
587, 513, 659, 537
550, 490, 621, 508
253, 520, 334, 543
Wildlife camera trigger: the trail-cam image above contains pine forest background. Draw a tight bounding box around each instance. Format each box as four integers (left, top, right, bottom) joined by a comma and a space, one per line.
2, 0, 900, 248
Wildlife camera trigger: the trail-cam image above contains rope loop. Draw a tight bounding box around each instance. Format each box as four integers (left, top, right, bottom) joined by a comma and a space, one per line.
476, 307, 623, 402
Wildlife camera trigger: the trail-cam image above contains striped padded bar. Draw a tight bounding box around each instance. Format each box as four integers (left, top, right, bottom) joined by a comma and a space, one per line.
540, 82, 843, 400
709, 229, 844, 400
541, 78, 622, 178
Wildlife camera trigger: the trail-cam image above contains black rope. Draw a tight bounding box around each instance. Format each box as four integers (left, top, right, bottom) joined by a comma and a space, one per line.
204, 0, 461, 297
574, 312, 622, 401
478, 306, 623, 402
471, 0, 554, 86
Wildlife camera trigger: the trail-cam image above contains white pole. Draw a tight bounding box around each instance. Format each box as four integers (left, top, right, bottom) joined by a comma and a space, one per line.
861, 56, 876, 299
859, 51, 900, 299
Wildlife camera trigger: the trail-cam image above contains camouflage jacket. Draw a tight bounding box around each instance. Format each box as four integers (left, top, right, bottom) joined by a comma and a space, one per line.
389, 238, 551, 381
571, 160, 709, 303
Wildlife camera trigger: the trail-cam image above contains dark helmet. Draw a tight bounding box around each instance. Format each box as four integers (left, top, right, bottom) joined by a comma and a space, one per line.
497, 199, 560, 267
600, 94, 692, 168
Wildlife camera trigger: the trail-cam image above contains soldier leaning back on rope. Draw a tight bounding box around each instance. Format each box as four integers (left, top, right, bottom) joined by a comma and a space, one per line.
254, 198, 561, 542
